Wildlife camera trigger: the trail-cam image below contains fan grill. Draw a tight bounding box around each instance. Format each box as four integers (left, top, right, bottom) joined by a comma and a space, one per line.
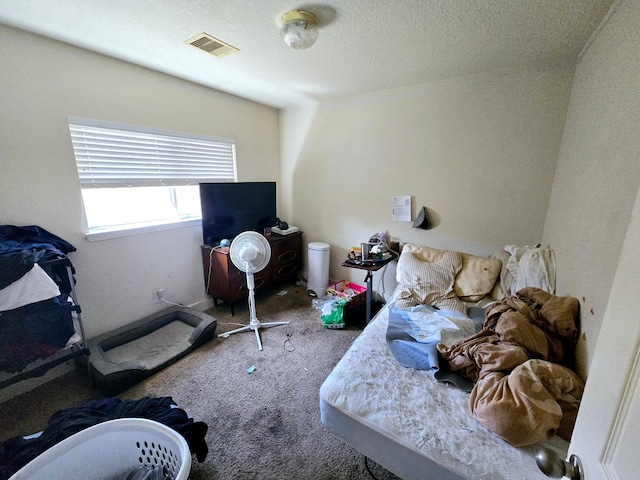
230, 232, 271, 273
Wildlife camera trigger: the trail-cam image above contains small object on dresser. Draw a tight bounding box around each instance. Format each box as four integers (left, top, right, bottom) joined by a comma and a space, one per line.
275, 217, 289, 230
271, 225, 299, 235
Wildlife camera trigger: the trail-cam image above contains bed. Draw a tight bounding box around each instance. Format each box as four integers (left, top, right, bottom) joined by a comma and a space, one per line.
319, 242, 580, 479
0, 225, 87, 390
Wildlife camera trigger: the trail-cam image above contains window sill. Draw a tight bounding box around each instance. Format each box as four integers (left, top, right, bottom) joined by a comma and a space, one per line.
84, 218, 201, 242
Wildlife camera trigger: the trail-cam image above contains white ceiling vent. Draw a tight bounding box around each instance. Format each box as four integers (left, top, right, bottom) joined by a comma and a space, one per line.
184, 33, 238, 58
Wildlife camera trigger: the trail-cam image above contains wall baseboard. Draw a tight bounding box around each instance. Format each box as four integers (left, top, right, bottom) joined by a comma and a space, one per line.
189, 297, 215, 312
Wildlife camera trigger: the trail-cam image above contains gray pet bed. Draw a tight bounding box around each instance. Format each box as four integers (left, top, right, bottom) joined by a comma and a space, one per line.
87, 306, 217, 395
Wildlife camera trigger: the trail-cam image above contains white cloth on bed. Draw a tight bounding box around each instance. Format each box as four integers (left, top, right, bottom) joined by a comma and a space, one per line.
398, 304, 478, 345
386, 303, 480, 372
505, 245, 556, 295
0, 264, 60, 312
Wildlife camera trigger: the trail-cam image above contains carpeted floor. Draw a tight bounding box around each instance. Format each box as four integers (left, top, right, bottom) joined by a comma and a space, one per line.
0, 284, 401, 480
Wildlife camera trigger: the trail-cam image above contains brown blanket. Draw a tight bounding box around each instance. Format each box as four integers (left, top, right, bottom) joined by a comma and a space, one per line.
437, 287, 584, 446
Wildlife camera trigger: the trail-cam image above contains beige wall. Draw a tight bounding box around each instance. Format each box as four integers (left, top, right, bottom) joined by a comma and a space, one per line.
3, 0, 638, 392
543, 0, 640, 379
0, 25, 280, 339
281, 65, 574, 298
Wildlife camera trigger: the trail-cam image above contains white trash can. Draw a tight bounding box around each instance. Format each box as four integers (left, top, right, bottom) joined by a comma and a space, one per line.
307, 242, 330, 297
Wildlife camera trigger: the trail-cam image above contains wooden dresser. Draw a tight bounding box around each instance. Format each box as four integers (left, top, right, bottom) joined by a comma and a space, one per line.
200, 231, 303, 315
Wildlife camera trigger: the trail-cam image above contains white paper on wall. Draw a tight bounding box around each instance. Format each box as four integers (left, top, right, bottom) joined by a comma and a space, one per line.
392, 196, 411, 222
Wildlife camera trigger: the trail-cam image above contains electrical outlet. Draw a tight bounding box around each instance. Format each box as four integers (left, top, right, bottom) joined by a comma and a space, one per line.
154, 288, 164, 302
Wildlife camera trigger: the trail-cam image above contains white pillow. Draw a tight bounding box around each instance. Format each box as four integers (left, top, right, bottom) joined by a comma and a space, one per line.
395, 249, 467, 315
402, 243, 502, 301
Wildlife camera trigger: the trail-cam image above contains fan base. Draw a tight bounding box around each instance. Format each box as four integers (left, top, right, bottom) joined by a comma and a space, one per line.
219, 320, 290, 351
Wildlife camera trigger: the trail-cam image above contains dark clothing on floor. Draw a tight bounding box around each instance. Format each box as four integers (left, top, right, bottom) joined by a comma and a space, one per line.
0, 396, 208, 479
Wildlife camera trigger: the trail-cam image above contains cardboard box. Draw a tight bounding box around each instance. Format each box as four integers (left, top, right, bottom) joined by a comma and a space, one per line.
327, 280, 366, 301
326, 281, 367, 326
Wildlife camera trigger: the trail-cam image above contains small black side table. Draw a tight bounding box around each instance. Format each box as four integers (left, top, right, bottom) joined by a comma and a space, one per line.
341, 253, 397, 324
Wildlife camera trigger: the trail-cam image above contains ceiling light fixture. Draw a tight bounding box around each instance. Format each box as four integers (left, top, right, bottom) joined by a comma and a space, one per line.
280, 10, 319, 49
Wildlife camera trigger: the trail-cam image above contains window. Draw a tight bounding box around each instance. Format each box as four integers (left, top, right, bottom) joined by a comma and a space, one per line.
68, 117, 236, 240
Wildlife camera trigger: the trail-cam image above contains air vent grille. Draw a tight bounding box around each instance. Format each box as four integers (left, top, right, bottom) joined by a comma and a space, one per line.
184, 33, 238, 58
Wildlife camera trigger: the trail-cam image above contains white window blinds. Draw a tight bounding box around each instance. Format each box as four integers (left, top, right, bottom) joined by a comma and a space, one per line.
69, 117, 236, 188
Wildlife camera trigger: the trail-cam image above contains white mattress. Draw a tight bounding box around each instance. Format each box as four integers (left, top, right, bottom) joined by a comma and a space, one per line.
319, 302, 569, 480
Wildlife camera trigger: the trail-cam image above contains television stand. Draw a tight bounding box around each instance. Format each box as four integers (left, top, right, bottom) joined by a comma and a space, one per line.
200, 231, 303, 315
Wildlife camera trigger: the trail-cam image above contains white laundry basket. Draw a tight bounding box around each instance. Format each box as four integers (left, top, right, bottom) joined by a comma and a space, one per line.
9, 418, 191, 480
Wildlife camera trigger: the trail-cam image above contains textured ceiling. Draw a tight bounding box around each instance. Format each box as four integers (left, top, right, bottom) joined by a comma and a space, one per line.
0, 0, 616, 109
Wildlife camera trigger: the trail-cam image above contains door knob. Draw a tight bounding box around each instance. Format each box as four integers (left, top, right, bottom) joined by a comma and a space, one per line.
535, 448, 584, 480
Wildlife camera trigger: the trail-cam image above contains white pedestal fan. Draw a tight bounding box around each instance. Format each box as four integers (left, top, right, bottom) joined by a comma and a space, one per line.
218, 231, 289, 350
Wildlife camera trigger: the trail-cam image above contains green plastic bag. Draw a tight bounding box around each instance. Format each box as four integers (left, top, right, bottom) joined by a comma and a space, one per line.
321, 298, 347, 329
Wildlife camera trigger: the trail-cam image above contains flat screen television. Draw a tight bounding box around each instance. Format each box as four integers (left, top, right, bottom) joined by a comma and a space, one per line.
199, 182, 276, 245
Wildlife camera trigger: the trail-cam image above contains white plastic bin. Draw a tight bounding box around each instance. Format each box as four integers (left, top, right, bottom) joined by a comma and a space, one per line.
9, 418, 191, 480
307, 242, 330, 297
